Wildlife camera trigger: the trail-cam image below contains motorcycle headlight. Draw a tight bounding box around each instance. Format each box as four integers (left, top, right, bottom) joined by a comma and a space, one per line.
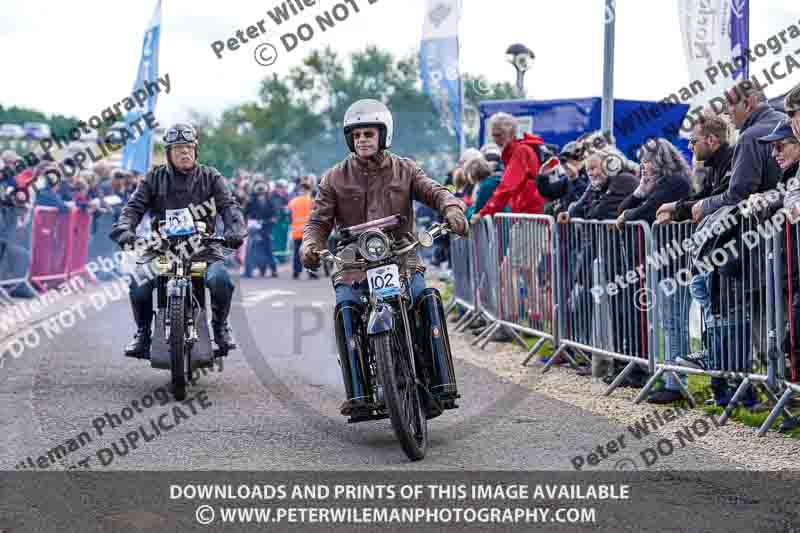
358, 230, 390, 262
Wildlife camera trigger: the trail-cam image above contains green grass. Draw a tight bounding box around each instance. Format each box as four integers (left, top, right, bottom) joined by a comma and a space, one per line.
442, 280, 800, 437
440, 283, 454, 304
679, 374, 800, 438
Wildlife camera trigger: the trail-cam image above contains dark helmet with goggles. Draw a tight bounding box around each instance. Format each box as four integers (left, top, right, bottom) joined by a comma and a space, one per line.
163, 123, 198, 148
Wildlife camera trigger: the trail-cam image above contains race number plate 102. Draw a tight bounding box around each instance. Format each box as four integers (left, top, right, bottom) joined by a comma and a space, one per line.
367, 264, 401, 298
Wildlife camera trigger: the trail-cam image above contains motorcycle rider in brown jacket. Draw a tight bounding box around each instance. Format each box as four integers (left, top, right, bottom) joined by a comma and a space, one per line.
299, 99, 469, 418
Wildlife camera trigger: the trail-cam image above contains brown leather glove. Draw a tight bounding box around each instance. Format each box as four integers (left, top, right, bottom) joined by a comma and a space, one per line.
443, 206, 468, 237
300, 241, 321, 269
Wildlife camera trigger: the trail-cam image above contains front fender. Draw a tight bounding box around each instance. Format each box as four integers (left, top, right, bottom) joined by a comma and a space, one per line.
367, 302, 394, 336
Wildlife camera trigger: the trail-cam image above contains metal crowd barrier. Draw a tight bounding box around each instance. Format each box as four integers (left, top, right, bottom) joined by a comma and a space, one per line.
636, 214, 787, 430
0, 205, 37, 300
29, 206, 92, 291
760, 216, 800, 435
637, 221, 699, 405
451, 216, 494, 334
445, 233, 474, 317
546, 219, 654, 397
442, 208, 800, 434
492, 214, 558, 362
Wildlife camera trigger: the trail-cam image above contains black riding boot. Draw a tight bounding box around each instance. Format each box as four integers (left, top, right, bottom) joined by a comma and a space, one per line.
211, 299, 237, 351
125, 300, 152, 359
334, 300, 371, 418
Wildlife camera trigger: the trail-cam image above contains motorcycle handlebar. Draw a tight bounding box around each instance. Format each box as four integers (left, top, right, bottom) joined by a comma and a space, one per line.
316, 222, 453, 264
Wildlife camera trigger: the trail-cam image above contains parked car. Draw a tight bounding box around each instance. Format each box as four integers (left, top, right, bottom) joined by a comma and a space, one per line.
23, 122, 51, 140
0, 124, 25, 139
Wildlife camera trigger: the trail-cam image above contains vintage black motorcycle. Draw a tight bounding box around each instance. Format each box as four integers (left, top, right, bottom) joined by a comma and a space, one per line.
319, 215, 460, 461
134, 220, 232, 401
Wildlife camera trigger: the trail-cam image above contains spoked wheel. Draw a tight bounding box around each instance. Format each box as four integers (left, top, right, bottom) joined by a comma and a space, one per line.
168, 294, 187, 401
373, 331, 427, 461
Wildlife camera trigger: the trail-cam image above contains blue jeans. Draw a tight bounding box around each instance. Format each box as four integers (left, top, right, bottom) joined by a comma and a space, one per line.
293, 239, 303, 276
335, 271, 426, 305
661, 290, 689, 391
689, 273, 752, 373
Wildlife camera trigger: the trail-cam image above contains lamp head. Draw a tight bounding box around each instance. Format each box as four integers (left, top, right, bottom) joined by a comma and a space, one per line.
506, 43, 535, 72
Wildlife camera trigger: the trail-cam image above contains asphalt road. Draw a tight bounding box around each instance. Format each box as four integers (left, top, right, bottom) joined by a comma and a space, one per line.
0, 268, 744, 471
2, 268, 800, 532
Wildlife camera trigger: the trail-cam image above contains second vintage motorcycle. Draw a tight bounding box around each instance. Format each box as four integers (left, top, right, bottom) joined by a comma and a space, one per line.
319, 215, 460, 461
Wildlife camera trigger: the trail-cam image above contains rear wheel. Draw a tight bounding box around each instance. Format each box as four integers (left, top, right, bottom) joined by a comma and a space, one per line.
168, 294, 187, 401
373, 331, 427, 461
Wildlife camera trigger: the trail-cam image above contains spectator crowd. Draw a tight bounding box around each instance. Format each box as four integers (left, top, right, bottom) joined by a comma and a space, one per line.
444, 80, 800, 429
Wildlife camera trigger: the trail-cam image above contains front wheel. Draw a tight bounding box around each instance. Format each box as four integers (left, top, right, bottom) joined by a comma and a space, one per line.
373, 331, 427, 461
168, 294, 187, 401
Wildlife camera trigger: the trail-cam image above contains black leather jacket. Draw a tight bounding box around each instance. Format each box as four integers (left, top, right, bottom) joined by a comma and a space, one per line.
109, 161, 245, 262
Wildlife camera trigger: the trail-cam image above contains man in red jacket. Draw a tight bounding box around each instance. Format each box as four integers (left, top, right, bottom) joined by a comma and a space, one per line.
477, 112, 545, 218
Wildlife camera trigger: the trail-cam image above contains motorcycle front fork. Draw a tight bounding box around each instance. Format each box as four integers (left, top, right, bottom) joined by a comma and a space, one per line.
164, 276, 205, 345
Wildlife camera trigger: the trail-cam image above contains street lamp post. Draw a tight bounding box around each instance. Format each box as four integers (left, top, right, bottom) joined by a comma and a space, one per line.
506, 43, 535, 99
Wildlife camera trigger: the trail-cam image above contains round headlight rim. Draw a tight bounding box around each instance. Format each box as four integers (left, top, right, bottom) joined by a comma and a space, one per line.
357, 229, 390, 262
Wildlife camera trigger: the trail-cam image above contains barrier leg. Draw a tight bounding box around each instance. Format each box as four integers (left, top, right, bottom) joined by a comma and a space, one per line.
719, 377, 752, 426
503, 324, 529, 351
542, 345, 580, 373
471, 322, 498, 347
453, 309, 476, 331
758, 387, 795, 436
672, 372, 697, 408
478, 322, 505, 350
634, 367, 665, 404
457, 311, 482, 333
0, 287, 12, 306
570, 347, 591, 366
522, 337, 547, 367
761, 383, 795, 420
603, 360, 638, 397
444, 299, 457, 316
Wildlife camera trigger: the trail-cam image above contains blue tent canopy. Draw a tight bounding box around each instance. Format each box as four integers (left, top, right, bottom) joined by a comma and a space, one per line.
478, 97, 691, 163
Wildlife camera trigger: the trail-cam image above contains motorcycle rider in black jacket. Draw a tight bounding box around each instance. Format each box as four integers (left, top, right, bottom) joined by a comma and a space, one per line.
109, 123, 246, 358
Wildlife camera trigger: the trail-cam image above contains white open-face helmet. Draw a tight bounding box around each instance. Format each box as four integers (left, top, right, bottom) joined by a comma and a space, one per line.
343, 99, 393, 152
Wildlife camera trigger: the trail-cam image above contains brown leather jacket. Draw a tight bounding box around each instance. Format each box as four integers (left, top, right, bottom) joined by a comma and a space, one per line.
302, 150, 464, 283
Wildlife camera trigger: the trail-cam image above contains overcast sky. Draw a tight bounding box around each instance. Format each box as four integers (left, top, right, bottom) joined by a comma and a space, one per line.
0, 0, 798, 127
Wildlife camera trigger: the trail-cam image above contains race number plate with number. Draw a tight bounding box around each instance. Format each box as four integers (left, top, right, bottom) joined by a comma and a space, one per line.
164, 208, 195, 237
367, 264, 401, 298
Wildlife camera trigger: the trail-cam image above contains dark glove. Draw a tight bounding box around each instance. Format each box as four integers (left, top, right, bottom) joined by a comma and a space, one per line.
223, 233, 245, 249
443, 206, 468, 237
300, 241, 321, 269
116, 230, 137, 250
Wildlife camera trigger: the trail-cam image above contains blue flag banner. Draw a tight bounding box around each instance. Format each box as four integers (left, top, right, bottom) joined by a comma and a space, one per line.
729, 0, 749, 81
122, 0, 162, 174
419, 0, 463, 149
